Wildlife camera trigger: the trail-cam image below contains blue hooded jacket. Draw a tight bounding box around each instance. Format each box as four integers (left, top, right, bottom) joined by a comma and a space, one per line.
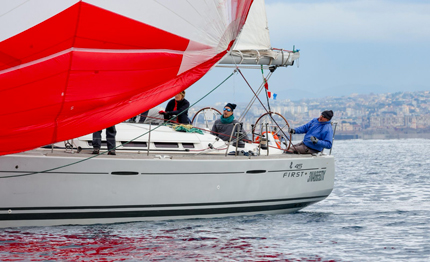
294, 118, 333, 152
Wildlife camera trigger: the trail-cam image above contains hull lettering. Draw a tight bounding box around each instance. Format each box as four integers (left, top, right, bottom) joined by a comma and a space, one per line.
307, 170, 326, 182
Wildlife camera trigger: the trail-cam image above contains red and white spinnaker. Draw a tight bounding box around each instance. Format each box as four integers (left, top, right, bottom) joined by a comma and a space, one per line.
0, 0, 253, 155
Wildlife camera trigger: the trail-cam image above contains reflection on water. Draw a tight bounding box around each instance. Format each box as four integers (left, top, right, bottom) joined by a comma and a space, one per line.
0, 219, 335, 261
1, 139, 430, 261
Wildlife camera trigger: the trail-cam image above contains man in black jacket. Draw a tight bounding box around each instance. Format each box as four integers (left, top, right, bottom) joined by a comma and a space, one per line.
159, 91, 190, 124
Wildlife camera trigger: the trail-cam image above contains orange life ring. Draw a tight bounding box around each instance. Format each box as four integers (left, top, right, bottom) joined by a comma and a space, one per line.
254, 131, 281, 149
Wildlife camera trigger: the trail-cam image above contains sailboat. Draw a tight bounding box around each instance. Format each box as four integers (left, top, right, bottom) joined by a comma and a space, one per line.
0, 0, 334, 228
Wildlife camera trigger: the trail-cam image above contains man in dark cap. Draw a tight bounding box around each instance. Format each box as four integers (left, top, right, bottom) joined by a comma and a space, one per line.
287, 110, 334, 154
211, 103, 249, 142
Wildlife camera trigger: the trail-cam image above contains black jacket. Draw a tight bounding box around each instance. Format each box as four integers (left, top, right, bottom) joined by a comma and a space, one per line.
165, 98, 190, 124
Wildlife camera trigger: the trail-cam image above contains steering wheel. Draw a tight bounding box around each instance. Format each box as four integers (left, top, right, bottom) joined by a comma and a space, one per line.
253, 111, 291, 150
191, 107, 222, 129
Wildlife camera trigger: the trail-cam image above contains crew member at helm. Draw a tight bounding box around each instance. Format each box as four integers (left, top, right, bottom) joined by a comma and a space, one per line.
211, 103, 249, 142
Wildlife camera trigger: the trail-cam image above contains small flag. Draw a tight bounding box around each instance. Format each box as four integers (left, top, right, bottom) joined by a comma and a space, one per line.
267, 92, 277, 100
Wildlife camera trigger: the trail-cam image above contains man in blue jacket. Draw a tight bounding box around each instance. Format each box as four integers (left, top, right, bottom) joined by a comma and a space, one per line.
287, 110, 334, 154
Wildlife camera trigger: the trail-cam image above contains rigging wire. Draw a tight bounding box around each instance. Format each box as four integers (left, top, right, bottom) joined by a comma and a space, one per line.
238, 71, 274, 123
235, 68, 297, 152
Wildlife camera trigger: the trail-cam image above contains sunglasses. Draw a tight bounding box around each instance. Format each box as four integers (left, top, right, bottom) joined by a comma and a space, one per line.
223, 108, 232, 112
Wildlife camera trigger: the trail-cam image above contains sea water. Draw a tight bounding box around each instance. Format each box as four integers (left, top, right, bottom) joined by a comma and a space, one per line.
1, 139, 429, 261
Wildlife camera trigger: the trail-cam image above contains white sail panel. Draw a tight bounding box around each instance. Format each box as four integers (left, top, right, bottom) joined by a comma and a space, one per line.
86, 0, 233, 49
0, 0, 78, 42
233, 0, 271, 50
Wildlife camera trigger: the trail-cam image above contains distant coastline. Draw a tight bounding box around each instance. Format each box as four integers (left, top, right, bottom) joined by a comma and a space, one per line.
335, 128, 430, 140
191, 90, 430, 140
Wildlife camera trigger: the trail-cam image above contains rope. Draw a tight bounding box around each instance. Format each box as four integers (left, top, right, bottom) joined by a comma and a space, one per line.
0, 71, 236, 179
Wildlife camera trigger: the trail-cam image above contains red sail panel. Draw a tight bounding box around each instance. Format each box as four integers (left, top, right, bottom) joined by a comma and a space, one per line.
75, 3, 190, 51
0, 0, 253, 155
58, 51, 183, 122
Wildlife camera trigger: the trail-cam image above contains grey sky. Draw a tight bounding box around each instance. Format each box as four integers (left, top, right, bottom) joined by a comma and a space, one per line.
182, 0, 430, 108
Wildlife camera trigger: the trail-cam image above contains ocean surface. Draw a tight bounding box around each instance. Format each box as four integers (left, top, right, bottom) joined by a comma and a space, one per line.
1, 139, 429, 261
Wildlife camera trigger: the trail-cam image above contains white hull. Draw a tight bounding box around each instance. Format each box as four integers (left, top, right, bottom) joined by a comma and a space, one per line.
0, 150, 334, 228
